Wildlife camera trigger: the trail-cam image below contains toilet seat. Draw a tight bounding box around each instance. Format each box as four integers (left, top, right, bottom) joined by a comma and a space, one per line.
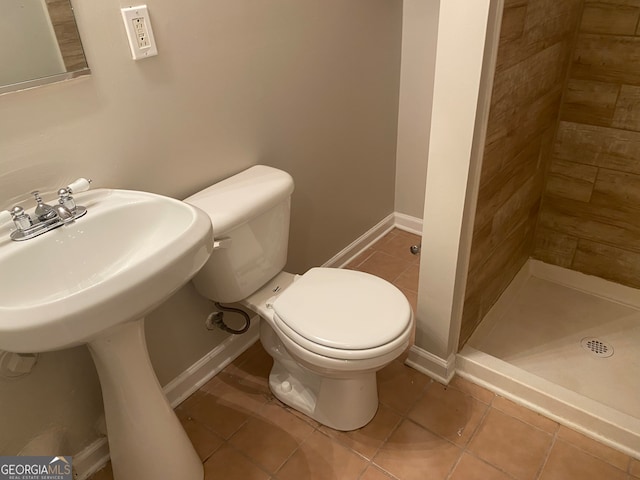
271, 268, 412, 360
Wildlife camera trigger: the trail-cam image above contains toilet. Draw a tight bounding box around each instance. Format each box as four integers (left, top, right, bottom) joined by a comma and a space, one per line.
186, 165, 413, 431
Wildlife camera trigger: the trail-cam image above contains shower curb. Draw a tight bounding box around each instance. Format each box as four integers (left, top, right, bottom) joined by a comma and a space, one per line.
456, 346, 640, 460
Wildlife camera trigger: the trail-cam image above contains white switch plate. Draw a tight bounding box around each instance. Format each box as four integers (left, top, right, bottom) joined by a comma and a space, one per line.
121, 5, 158, 60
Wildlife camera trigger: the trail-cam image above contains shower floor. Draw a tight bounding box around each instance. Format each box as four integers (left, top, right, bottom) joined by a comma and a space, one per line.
457, 259, 640, 458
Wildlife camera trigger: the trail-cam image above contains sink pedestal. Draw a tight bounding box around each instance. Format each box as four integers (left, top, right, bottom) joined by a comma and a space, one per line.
88, 318, 203, 480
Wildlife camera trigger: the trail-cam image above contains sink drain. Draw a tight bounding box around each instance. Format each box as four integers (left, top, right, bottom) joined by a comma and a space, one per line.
580, 337, 613, 358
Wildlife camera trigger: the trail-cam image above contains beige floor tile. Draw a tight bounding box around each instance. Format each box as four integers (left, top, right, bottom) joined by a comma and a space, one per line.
255, 401, 317, 440
408, 382, 489, 446
229, 403, 314, 473
448, 375, 495, 404
539, 440, 627, 480
270, 396, 322, 429
318, 404, 402, 459
201, 367, 272, 406
276, 430, 368, 480
377, 360, 431, 414
375, 230, 421, 263
223, 341, 273, 390
467, 409, 553, 480
356, 251, 413, 284
181, 417, 224, 461
393, 264, 420, 292
491, 396, 558, 434
200, 369, 272, 413
371, 230, 399, 250
345, 248, 375, 270
360, 464, 397, 480
556, 426, 630, 471
177, 390, 251, 439
449, 453, 513, 480
203, 444, 269, 480
373, 419, 461, 480
175, 389, 209, 421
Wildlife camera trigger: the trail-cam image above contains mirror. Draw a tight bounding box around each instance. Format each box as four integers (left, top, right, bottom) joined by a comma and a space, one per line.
0, 0, 89, 95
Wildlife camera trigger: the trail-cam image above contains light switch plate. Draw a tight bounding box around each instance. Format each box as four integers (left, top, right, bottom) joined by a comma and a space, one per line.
121, 5, 158, 60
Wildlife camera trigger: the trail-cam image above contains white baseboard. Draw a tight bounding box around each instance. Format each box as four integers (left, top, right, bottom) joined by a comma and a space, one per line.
73, 321, 260, 480
71, 437, 110, 480
405, 345, 456, 385
323, 213, 396, 268
393, 212, 423, 235
323, 212, 423, 268
163, 319, 260, 407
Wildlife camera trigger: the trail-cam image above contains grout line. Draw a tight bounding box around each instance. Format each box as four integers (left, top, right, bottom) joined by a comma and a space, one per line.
443, 448, 466, 480
488, 395, 561, 437
370, 462, 401, 480
221, 440, 275, 478
551, 431, 633, 475
535, 428, 558, 480
459, 450, 521, 480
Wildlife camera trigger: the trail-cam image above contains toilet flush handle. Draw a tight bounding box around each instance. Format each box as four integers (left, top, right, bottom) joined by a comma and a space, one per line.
213, 237, 232, 250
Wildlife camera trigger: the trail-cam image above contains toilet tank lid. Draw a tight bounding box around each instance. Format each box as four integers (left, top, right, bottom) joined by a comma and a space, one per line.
184, 165, 294, 236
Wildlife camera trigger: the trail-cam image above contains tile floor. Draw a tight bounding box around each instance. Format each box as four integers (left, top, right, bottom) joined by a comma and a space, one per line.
89, 229, 640, 480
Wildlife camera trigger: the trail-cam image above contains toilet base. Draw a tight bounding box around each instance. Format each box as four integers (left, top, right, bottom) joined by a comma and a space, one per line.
259, 321, 379, 431
269, 359, 379, 431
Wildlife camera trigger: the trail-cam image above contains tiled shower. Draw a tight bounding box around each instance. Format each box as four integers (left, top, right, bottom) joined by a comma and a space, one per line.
458, 0, 640, 458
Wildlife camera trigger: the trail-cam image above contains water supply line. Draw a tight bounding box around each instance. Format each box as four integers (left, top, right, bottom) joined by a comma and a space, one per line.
206, 302, 251, 335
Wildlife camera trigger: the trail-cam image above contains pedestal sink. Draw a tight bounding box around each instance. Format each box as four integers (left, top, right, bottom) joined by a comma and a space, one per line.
0, 188, 213, 480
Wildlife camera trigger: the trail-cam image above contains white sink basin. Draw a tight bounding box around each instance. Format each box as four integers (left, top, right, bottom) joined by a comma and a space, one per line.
0, 188, 213, 480
0, 188, 213, 353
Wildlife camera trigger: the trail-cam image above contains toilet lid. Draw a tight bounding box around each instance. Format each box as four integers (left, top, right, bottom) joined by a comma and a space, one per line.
272, 268, 412, 350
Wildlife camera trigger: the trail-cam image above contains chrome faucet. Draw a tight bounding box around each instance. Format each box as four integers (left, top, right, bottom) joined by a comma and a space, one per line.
1, 178, 91, 241
32, 191, 57, 222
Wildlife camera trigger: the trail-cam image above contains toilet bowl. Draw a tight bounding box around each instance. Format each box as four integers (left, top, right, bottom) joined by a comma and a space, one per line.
186, 165, 413, 431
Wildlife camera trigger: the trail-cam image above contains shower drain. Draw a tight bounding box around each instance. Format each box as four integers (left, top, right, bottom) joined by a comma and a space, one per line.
580, 337, 614, 358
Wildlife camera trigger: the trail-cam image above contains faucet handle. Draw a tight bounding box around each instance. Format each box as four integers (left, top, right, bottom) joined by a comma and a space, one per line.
67, 178, 92, 194
58, 188, 76, 211
10, 206, 32, 230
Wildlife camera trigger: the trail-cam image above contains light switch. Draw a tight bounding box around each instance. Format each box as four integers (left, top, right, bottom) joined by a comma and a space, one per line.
121, 5, 158, 60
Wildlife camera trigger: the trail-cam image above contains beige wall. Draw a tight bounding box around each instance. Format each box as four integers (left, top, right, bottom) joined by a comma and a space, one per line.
394, 0, 438, 219
534, 1, 640, 288
0, 0, 401, 456
460, 0, 583, 347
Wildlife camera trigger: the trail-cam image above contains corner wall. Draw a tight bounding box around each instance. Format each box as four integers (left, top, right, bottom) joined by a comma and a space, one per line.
394, 0, 438, 219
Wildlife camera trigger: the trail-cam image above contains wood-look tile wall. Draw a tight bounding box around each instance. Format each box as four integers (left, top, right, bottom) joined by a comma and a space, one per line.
533, 0, 640, 289
460, 0, 583, 347
45, 0, 88, 72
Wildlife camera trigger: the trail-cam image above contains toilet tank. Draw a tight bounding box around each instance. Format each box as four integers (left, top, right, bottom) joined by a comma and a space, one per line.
185, 165, 295, 303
